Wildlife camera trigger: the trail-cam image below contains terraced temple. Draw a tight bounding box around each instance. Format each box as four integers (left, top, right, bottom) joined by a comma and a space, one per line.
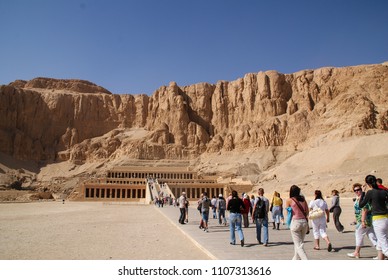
80, 166, 253, 203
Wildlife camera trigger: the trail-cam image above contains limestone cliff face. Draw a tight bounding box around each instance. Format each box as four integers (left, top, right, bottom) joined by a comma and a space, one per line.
0, 78, 148, 161
1, 64, 387, 163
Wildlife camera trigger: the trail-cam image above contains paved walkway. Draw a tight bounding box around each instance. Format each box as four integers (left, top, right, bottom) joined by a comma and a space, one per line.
155, 201, 378, 260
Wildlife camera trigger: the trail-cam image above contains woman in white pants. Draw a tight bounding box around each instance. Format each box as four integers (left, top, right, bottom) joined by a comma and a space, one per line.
309, 190, 332, 252
347, 183, 378, 258
285, 185, 309, 260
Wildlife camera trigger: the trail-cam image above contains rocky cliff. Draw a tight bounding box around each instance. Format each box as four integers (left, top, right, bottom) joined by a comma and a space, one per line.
1, 64, 387, 165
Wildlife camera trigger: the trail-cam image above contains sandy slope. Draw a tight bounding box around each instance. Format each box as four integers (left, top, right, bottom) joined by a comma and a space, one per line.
195, 133, 388, 197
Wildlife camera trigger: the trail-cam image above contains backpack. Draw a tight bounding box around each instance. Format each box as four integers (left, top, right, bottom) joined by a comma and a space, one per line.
197, 201, 202, 211
202, 197, 211, 211
253, 197, 266, 219
218, 198, 226, 210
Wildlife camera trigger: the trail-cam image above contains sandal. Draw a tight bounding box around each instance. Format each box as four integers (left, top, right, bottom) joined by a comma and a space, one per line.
313, 247, 320, 250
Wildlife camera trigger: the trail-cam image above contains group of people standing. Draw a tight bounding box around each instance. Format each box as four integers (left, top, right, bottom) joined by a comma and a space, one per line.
174, 174, 387, 260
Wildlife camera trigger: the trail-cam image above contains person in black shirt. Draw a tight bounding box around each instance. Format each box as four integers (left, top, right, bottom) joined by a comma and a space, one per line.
359, 175, 388, 260
227, 190, 245, 247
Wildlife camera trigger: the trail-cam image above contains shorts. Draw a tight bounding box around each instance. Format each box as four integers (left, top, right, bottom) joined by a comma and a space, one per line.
202, 211, 209, 222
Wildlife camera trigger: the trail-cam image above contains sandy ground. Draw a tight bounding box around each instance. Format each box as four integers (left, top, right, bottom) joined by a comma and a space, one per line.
0, 201, 210, 260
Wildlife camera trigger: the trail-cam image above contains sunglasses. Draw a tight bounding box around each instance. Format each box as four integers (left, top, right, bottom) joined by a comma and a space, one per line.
353, 189, 362, 192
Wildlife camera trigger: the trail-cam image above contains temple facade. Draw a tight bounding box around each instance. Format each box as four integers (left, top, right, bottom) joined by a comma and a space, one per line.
80, 166, 253, 203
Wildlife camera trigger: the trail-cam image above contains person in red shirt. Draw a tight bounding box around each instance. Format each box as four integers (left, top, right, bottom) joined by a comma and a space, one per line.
242, 193, 251, 228
376, 178, 388, 190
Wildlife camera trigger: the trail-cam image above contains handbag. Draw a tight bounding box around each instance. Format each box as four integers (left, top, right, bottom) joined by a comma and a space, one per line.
309, 207, 325, 220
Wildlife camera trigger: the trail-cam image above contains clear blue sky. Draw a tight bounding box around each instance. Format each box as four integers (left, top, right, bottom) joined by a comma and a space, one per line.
1, 0, 387, 95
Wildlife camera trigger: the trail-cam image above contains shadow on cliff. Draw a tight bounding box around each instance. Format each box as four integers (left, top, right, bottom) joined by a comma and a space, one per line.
180, 89, 213, 137
0, 152, 41, 173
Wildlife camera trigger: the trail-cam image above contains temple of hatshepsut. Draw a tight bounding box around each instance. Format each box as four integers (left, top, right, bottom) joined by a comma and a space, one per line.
80, 166, 253, 203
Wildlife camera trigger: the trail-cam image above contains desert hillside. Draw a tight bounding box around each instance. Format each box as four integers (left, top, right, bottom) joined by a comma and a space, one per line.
0, 62, 387, 200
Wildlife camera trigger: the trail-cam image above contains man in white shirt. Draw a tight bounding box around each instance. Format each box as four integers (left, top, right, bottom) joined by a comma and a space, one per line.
178, 192, 187, 224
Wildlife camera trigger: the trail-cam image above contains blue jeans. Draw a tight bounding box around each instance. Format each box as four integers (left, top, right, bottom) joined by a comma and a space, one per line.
272, 206, 281, 224
218, 209, 226, 224
179, 208, 186, 224
229, 212, 244, 244
255, 217, 269, 244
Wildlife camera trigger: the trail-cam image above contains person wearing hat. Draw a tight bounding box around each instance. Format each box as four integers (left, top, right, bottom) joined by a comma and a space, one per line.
178, 192, 187, 224
216, 193, 227, 225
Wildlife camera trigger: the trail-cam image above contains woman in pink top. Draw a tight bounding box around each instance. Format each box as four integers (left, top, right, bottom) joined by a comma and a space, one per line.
285, 185, 309, 260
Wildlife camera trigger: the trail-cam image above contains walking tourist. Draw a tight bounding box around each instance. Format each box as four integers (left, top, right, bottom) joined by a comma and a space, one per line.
330, 189, 345, 233
359, 175, 388, 260
250, 195, 255, 223
347, 183, 378, 258
201, 192, 211, 232
309, 190, 333, 252
216, 194, 227, 225
185, 197, 189, 223
252, 188, 269, 246
227, 190, 245, 246
211, 196, 217, 219
242, 194, 251, 228
277, 192, 285, 225
178, 192, 187, 224
285, 185, 309, 260
197, 193, 204, 229
270, 191, 283, 230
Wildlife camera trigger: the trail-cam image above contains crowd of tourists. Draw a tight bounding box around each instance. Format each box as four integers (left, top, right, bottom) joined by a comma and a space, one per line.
173, 174, 388, 260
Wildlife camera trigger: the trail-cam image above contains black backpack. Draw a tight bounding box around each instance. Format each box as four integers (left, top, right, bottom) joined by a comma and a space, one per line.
253, 197, 266, 219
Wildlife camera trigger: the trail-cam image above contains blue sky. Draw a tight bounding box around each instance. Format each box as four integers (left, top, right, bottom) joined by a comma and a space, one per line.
1, 0, 387, 95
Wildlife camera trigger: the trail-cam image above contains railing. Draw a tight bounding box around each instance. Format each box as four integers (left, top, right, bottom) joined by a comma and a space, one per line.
147, 180, 160, 202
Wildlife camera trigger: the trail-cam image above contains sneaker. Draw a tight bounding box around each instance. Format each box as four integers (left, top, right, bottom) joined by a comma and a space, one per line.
373, 256, 379, 260
347, 252, 360, 259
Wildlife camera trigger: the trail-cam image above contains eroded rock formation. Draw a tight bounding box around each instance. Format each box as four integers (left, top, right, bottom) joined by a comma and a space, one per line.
1, 63, 387, 164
